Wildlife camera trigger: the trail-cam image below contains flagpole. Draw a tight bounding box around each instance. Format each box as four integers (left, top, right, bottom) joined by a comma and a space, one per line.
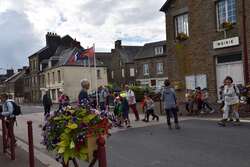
93, 44, 99, 108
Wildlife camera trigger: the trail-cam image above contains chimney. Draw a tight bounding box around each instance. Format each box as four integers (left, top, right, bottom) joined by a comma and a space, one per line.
6, 69, 14, 77
115, 40, 122, 49
18, 69, 22, 72
46, 32, 61, 49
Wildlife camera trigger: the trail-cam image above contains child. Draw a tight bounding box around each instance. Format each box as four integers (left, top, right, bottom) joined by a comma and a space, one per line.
185, 89, 194, 114
201, 88, 215, 114
113, 96, 123, 127
144, 94, 159, 122
195, 87, 203, 114
120, 95, 131, 128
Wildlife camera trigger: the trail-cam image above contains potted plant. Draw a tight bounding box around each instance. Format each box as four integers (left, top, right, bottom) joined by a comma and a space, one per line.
42, 106, 111, 166
222, 21, 233, 31
176, 32, 189, 41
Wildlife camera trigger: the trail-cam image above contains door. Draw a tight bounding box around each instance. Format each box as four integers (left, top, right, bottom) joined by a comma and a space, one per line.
216, 62, 244, 97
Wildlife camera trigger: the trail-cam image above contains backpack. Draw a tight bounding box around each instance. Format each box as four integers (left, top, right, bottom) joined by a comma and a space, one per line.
9, 101, 22, 116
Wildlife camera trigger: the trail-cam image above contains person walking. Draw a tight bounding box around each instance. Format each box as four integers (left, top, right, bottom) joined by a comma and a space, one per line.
201, 88, 215, 114
98, 85, 108, 111
218, 76, 241, 126
195, 87, 203, 114
144, 94, 159, 122
161, 79, 180, 130
58, 89, 70, 110
42, 91, 52, 116
125, 85, 140, 121
120, 94, 131, 128
78, 79, 91, 106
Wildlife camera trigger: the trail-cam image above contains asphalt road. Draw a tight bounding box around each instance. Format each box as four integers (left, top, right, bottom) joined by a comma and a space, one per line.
103, 120, 250, 167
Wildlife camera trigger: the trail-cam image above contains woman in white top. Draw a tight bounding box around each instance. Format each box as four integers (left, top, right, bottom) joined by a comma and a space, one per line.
218, 76, 240, 126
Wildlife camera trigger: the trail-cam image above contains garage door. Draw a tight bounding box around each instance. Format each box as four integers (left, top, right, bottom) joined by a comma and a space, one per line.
216, 62, 244, 97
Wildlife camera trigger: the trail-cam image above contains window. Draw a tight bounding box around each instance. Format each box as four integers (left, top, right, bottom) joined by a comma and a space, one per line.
97, 69, 101, 79
156, 63, 164, 74
47, 73, 50, 85
175, 13, 189, 36
111, 71, 114, 79
143, 64, 149, 76
57, 70, 61, 83
122, 68, 125, 78
52, 72, 55, 84
155, 47, 164, 55
130, 68, 135, 77
217, 0, 236, 29
185, 74, 207, 90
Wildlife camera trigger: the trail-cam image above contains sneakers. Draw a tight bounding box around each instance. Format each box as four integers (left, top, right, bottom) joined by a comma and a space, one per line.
218, 120, 226, 127
234, 119, 241, 126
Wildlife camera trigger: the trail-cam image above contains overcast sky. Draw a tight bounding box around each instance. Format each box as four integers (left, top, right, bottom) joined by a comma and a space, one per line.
0, 0, 166, 70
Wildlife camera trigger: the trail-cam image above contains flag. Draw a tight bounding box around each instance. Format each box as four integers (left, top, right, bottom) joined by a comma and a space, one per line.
66, 47, 95, 65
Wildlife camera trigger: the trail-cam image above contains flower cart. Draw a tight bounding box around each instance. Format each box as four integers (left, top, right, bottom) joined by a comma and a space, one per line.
42, 106, 111, 167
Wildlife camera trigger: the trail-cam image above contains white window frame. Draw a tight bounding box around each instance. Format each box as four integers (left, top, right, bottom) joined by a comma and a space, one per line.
143, 64, 149, 76
130, 68, 135, 77
122, 68, 125, 78
185, 74, 207, 90
156, 63, 164, 74
216, 0, 237, 30
111, 71, 114, 79
175, 13, 189, 36
154, 46, 164, 55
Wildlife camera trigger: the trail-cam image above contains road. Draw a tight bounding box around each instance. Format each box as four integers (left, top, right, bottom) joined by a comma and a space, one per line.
102, 119, 250, 167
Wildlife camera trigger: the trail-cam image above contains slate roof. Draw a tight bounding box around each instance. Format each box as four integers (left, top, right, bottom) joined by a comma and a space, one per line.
134, 41, 167, 60
5, 70, 25, 83
160, 0, 171, 12
117, 46, 143, 63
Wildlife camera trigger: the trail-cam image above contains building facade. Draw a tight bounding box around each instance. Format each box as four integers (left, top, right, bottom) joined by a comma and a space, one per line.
41, 66, 108, 103
26, 32, 79, 103
160, 0, 250, 100
135, 41, 168, 89
108, 40, 143, 86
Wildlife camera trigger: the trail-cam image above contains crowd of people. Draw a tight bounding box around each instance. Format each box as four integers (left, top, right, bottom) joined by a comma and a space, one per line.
185, 87, 215, 115
0, 76, 247, 131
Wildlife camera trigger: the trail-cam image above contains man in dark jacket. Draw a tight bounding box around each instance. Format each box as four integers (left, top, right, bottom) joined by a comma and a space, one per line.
42, 91, 52, 116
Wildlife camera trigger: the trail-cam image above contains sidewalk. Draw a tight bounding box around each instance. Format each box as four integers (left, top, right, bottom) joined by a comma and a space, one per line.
0, 138, 46, 167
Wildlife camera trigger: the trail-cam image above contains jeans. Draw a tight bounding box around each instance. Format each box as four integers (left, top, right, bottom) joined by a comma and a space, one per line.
99, 102, 106, 111
165, 108, 179, 126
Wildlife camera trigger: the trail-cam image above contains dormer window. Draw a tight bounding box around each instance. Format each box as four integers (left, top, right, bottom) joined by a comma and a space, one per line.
155, 46, 164, 55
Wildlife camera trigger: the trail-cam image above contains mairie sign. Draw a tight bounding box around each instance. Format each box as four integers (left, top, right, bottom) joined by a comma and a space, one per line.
213, 37, 239, 49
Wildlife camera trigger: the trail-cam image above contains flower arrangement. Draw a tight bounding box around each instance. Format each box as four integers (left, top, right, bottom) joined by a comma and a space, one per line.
176, 32, 189, 41
222, 21, 233, 30
42, 106, 110, 164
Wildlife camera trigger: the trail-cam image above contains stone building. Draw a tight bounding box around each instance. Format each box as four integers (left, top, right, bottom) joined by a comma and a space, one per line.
160, 0, 250, 100
134, 41, 167, 89
108, 40, 143, 87
25, 32, 79, 103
